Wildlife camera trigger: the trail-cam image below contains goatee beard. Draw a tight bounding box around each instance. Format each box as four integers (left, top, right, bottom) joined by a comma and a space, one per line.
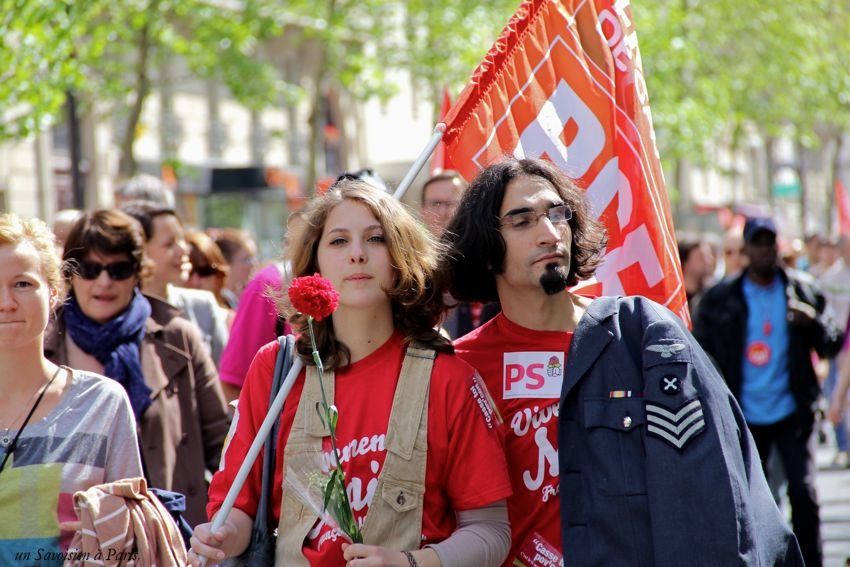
540, 263, 569, 295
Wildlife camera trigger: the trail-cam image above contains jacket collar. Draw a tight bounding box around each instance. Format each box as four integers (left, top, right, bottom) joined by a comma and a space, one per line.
561, 296, 618, 402
735, 266, 788, 288
144, 294, 182, 335
733, 267, 794, 304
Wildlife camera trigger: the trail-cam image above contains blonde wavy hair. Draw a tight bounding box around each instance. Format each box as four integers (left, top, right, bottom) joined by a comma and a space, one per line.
0, 213, 66, 306
279, 179, 451, 369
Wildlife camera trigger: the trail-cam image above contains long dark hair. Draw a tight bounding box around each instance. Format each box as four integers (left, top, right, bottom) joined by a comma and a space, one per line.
441, 158, 607, 303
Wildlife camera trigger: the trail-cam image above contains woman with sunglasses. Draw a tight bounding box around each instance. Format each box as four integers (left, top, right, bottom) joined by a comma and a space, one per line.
0, 213, 142, 564
44, 209, 230, 527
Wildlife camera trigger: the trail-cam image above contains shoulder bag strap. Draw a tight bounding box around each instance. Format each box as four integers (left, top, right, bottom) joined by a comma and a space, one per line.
256, 334, 294, 530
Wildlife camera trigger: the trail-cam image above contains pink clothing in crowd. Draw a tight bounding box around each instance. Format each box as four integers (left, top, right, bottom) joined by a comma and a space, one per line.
219, 264, 291, 388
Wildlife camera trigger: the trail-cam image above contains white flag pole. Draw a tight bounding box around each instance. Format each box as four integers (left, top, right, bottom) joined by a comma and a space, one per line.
199, 358, 303, 566
199, 122, 446, 565
392, 123, 446, 201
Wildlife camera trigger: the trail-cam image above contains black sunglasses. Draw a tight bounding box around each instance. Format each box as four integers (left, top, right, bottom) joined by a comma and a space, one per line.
77, 260, 138, 281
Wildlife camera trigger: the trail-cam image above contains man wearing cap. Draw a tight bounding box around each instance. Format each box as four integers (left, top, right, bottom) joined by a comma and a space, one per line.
694, 216, 843, 567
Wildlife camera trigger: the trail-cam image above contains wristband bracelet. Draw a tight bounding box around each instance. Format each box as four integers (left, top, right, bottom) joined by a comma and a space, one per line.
402, 550, 418, 567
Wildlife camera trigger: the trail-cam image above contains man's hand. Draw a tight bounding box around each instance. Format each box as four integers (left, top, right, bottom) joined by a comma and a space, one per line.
787, 299, 816, 326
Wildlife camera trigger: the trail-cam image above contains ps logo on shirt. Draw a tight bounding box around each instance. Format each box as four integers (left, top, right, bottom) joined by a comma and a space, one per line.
503, 352, 565, 399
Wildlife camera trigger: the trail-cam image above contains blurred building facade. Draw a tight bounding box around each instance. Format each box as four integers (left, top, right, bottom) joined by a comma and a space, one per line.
672, 127, 850, 238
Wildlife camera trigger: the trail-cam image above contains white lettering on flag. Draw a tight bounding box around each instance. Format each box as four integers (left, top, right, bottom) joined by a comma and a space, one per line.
513, 79, 604, 178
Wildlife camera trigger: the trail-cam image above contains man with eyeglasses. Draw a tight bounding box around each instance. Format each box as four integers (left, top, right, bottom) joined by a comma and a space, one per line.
421, 170, 499, 338
421, 170, 467, 238
442, 158, 803, 566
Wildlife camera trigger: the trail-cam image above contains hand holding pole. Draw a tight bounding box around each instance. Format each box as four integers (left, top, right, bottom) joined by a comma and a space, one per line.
197, 356, 304, 566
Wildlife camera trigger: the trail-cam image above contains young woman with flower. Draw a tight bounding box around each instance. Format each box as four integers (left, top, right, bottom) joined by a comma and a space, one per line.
191, 179, 512, 566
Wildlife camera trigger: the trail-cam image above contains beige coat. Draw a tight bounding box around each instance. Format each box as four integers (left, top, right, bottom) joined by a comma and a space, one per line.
45, 295, 230, 526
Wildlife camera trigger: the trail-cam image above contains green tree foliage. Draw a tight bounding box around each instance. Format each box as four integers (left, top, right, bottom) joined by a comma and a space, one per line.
0, 0, 88, 139
266, 0, 518, 191
403, 0, 519, 114
0, 0, 291, 174
8, 0, 846, 200
635, 0, 850, 165
0, 0, 518, 185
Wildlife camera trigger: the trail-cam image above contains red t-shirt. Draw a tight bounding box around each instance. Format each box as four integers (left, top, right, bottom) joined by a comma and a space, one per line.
208, 331, 511, 564
454, 314, 572, 567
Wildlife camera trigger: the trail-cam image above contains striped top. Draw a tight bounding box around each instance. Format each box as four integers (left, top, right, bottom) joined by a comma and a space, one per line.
0, 369, 142, 566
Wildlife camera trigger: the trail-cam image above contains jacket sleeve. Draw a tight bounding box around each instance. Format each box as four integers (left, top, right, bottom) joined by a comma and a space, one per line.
185, 322, 230, 472
636, 300, 803, 566
209, 302, 230, 365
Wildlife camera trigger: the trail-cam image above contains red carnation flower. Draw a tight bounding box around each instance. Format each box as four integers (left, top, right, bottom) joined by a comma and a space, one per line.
288, 274, 340, 321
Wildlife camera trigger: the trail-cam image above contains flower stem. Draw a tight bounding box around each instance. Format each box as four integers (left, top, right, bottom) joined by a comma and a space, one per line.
306, 316, 363, 543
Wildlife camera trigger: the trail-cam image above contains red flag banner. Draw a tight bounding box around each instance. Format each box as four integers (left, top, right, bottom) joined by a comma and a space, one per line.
835, 180, 850, 236
443, 0, 689, 324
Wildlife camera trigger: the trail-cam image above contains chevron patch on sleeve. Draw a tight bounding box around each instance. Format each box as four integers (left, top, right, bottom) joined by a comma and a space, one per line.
645, 398, 706, 450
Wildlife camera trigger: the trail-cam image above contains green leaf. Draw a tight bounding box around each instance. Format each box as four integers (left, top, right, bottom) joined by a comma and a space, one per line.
323, 468, 339, 511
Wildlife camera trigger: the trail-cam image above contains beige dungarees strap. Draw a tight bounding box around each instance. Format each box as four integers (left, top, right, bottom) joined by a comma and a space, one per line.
276, 344, 436, 564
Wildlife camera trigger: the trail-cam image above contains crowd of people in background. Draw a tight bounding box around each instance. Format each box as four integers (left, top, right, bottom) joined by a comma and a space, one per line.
681, 229, 850, 447
680, 220, 850, 567
3, 162, 850, 566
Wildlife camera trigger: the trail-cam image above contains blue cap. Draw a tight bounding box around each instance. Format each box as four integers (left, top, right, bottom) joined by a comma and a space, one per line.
743, 216, 777, 243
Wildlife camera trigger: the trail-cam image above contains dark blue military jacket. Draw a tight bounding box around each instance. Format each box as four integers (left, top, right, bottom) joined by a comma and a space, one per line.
559, 296, 803, 566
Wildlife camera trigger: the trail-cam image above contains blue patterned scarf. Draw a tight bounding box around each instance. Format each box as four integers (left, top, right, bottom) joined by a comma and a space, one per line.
63, 290, 153, 418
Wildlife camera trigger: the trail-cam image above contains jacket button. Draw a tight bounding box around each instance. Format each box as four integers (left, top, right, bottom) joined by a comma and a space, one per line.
187, 486, 197, 496
623, 416, 633, 429
397, 492, 406, 506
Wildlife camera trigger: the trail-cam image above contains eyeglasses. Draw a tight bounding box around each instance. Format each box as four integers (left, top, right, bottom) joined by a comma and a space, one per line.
423, 199, 459, 212
76, 260, 137, 281
499, 204, 573, 231
191, 265, 219, 278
